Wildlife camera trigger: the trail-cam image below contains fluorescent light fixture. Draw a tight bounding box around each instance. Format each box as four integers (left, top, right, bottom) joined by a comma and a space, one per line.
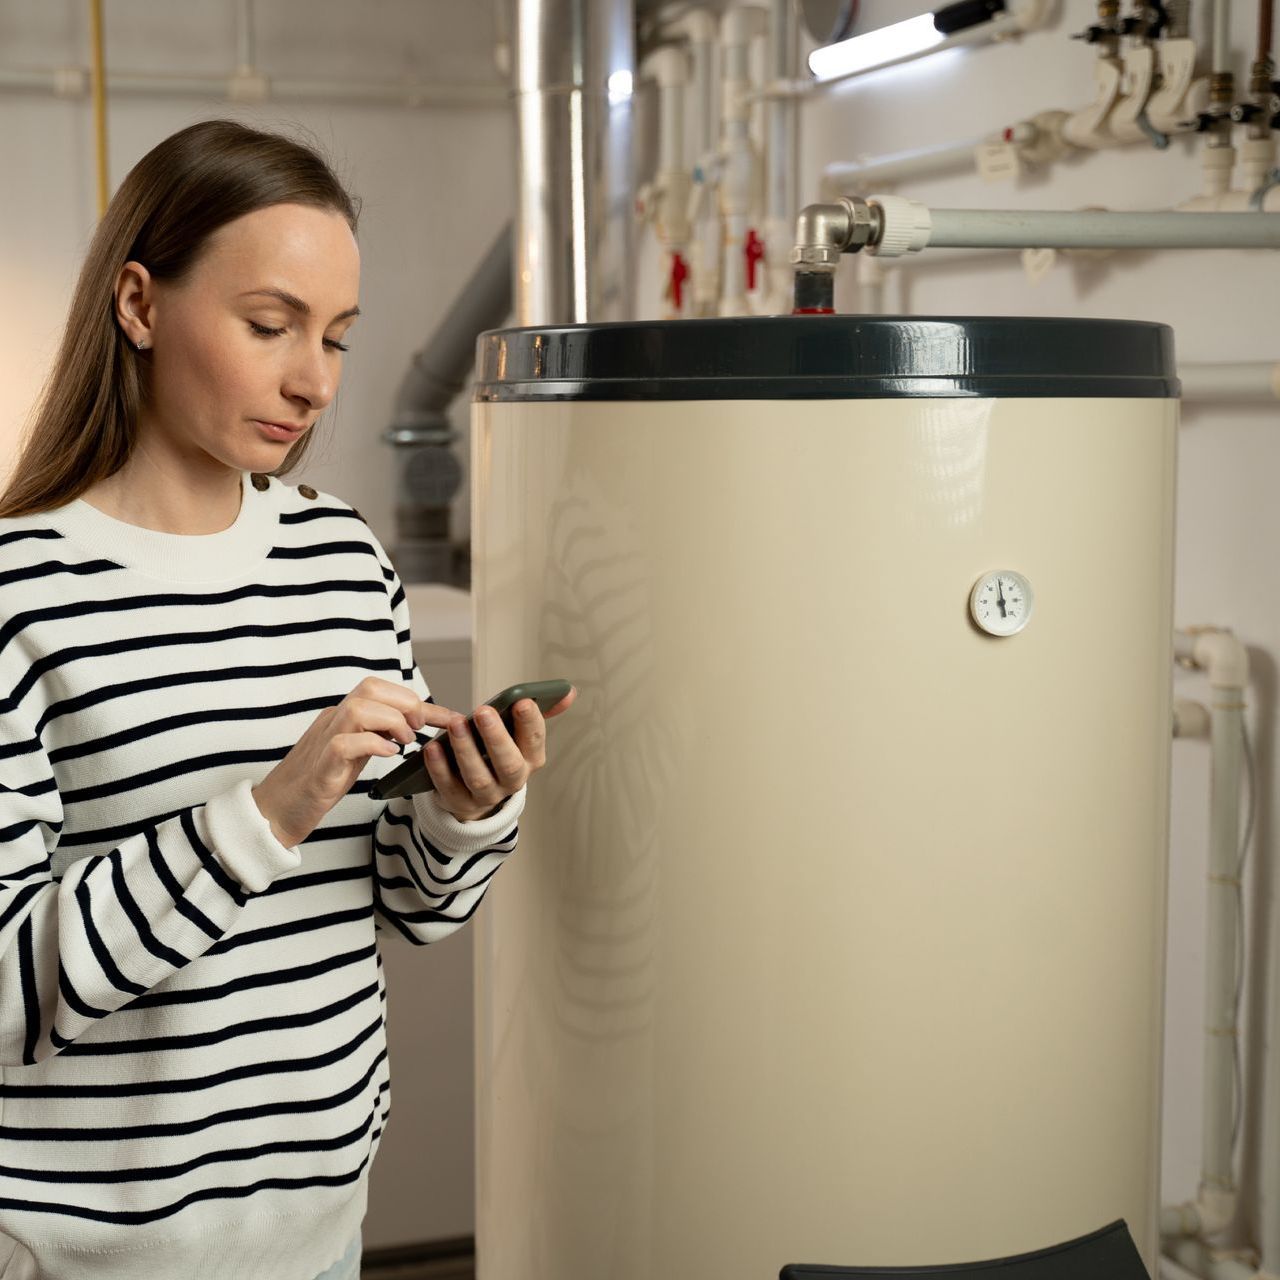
806, 0, 1015, 84
808, 13, 944, 81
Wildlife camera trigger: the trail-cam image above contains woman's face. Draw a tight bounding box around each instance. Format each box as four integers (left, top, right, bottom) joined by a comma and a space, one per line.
117, 201, 361, 472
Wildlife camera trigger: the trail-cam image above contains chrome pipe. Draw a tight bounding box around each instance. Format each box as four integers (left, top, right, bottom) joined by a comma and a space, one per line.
513, 0, 636, 324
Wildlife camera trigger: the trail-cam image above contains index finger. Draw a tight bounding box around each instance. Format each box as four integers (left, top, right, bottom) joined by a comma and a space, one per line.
358, 677, 453, 731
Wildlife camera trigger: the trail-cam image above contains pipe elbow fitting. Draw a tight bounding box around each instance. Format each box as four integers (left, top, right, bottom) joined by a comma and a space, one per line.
1161, 1186, 1238, 1240
790, 197, 878, 267
1185, 627, 1250, 690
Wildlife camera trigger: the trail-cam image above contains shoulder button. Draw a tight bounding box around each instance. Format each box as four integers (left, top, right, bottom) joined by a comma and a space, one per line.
298, 484, 318, 500
250, 472, 270, 492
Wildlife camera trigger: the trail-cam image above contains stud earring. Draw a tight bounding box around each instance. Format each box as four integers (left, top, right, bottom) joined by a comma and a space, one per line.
136, 339, 148, 350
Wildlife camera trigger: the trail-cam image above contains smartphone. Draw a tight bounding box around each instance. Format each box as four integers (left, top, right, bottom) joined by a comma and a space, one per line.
368, 679, 573, 801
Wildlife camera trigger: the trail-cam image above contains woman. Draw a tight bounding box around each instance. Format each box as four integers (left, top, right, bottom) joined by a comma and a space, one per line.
0, 119, 573, 1280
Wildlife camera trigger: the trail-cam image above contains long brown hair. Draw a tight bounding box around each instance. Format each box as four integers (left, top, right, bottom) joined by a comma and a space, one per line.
0, 118, 361, 519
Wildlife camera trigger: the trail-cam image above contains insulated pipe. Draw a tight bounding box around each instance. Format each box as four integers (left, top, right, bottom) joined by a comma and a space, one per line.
386, 223, 513, 439
918, 206, 1280, 250
513, 0, 636, 325
1178, 362, 1280, 401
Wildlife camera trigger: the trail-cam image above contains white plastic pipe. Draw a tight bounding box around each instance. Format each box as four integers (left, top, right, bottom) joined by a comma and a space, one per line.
717, 5, 768, 314
0, 63, 507, 108
823, 138, 987, 192
1179, 362, 1280, 401
669, 8, 719, 318
1164, 630, 1249, 1256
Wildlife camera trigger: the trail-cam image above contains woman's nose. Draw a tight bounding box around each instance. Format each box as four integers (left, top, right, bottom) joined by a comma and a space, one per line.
282, 341, 336, 411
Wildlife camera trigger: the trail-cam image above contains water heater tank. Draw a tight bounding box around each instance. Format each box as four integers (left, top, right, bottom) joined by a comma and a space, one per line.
467, 316, 1178, 1279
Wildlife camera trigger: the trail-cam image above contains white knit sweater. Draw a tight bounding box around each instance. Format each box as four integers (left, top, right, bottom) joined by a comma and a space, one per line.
0, 470, 525, 1280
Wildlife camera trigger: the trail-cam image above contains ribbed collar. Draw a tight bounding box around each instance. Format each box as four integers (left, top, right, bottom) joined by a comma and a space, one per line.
45, 470, 281, 584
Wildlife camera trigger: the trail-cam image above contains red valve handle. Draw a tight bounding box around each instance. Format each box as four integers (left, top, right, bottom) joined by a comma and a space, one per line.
744, 228, 765, 291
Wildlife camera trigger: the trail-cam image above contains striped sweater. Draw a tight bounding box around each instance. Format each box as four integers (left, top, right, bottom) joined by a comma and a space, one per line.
0, 470, 525, 1280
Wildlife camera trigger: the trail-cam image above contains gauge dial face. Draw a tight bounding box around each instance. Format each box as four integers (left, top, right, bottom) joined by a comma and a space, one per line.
970, 570, 1034, 637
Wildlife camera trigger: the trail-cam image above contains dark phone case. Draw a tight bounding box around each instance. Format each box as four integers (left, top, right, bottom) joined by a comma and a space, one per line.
368, 679, 571, 801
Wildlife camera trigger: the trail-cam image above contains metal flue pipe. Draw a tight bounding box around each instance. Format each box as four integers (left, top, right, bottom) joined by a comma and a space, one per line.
513, 0, 637, 324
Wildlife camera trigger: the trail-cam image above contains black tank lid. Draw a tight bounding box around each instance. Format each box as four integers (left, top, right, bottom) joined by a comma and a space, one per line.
474, 315, 1178, 400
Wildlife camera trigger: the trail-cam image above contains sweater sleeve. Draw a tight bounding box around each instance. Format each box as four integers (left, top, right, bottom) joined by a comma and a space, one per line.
0, 701, 302, 1066
368, 551, 524, 947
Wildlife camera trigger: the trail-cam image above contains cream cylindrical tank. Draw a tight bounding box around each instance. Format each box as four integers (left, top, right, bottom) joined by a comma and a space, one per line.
469, 316, 1178, 1279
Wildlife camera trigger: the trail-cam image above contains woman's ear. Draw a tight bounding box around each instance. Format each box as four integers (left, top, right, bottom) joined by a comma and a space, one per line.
114, 260, 155, 349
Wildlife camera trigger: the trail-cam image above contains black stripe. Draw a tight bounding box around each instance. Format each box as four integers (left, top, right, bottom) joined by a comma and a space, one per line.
9, 615, 394, 710
126, 941, 373, 1010
0, 1141, 376, 1224
50, 694, 340, 766
45, 655, 398, 785
73, 876, 146, 997
179, 807, 249, 906
60, 979, 378, 1057
0, 1056, 388, 1141
0, 733, 47, 761
0, 1011, 381, 1098
268, 540, 376, 561
0, 881, 43, 933
66, 745, 290, 808
375, 813, 505, 886
145, 827, 221, 941
259, 862, 367, 899
56, 957, 108, 1022
106, 851, 190, 971
278, 506, 364, 525
371, 898, 425, 946
0, 557, 122, 592
205, 904, 371, 957
0, 577, 386, 660
0, 526, 64, 551
378, 881, 495, 928
0, 814, 54, 842
18, 917, 40, 1064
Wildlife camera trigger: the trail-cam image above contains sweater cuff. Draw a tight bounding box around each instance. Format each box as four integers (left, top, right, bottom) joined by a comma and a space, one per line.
203, 777, 304, 893
412, 785, 526, 859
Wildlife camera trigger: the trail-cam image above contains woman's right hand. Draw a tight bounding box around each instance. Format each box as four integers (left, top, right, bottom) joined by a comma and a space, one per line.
250, 676, 442, 848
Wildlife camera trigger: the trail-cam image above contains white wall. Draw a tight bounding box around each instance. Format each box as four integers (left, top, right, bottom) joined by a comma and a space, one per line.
653, 0, 1280, 1250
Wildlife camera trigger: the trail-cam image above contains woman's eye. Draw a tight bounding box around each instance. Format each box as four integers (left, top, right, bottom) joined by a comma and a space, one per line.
325, 338, 350, 352
249, 321, 285, 338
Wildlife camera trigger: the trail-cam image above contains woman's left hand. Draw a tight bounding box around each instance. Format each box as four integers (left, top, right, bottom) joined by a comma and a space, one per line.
424, 687, 577, 822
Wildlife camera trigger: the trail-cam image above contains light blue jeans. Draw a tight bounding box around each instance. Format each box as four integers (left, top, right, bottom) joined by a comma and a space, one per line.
311, 1234, 361, 1280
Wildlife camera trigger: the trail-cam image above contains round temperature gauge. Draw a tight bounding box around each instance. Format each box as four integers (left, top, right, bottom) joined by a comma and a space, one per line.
970, 570, 1034, 637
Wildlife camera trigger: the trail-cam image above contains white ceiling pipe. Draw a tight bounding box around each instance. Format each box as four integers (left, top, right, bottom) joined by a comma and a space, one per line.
1179, 362, 1280, 401
823, 137, 990, 192
0, 63, 508, 108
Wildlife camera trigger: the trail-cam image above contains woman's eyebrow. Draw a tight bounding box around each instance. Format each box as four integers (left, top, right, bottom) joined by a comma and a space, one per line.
239, 287, 360, 322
